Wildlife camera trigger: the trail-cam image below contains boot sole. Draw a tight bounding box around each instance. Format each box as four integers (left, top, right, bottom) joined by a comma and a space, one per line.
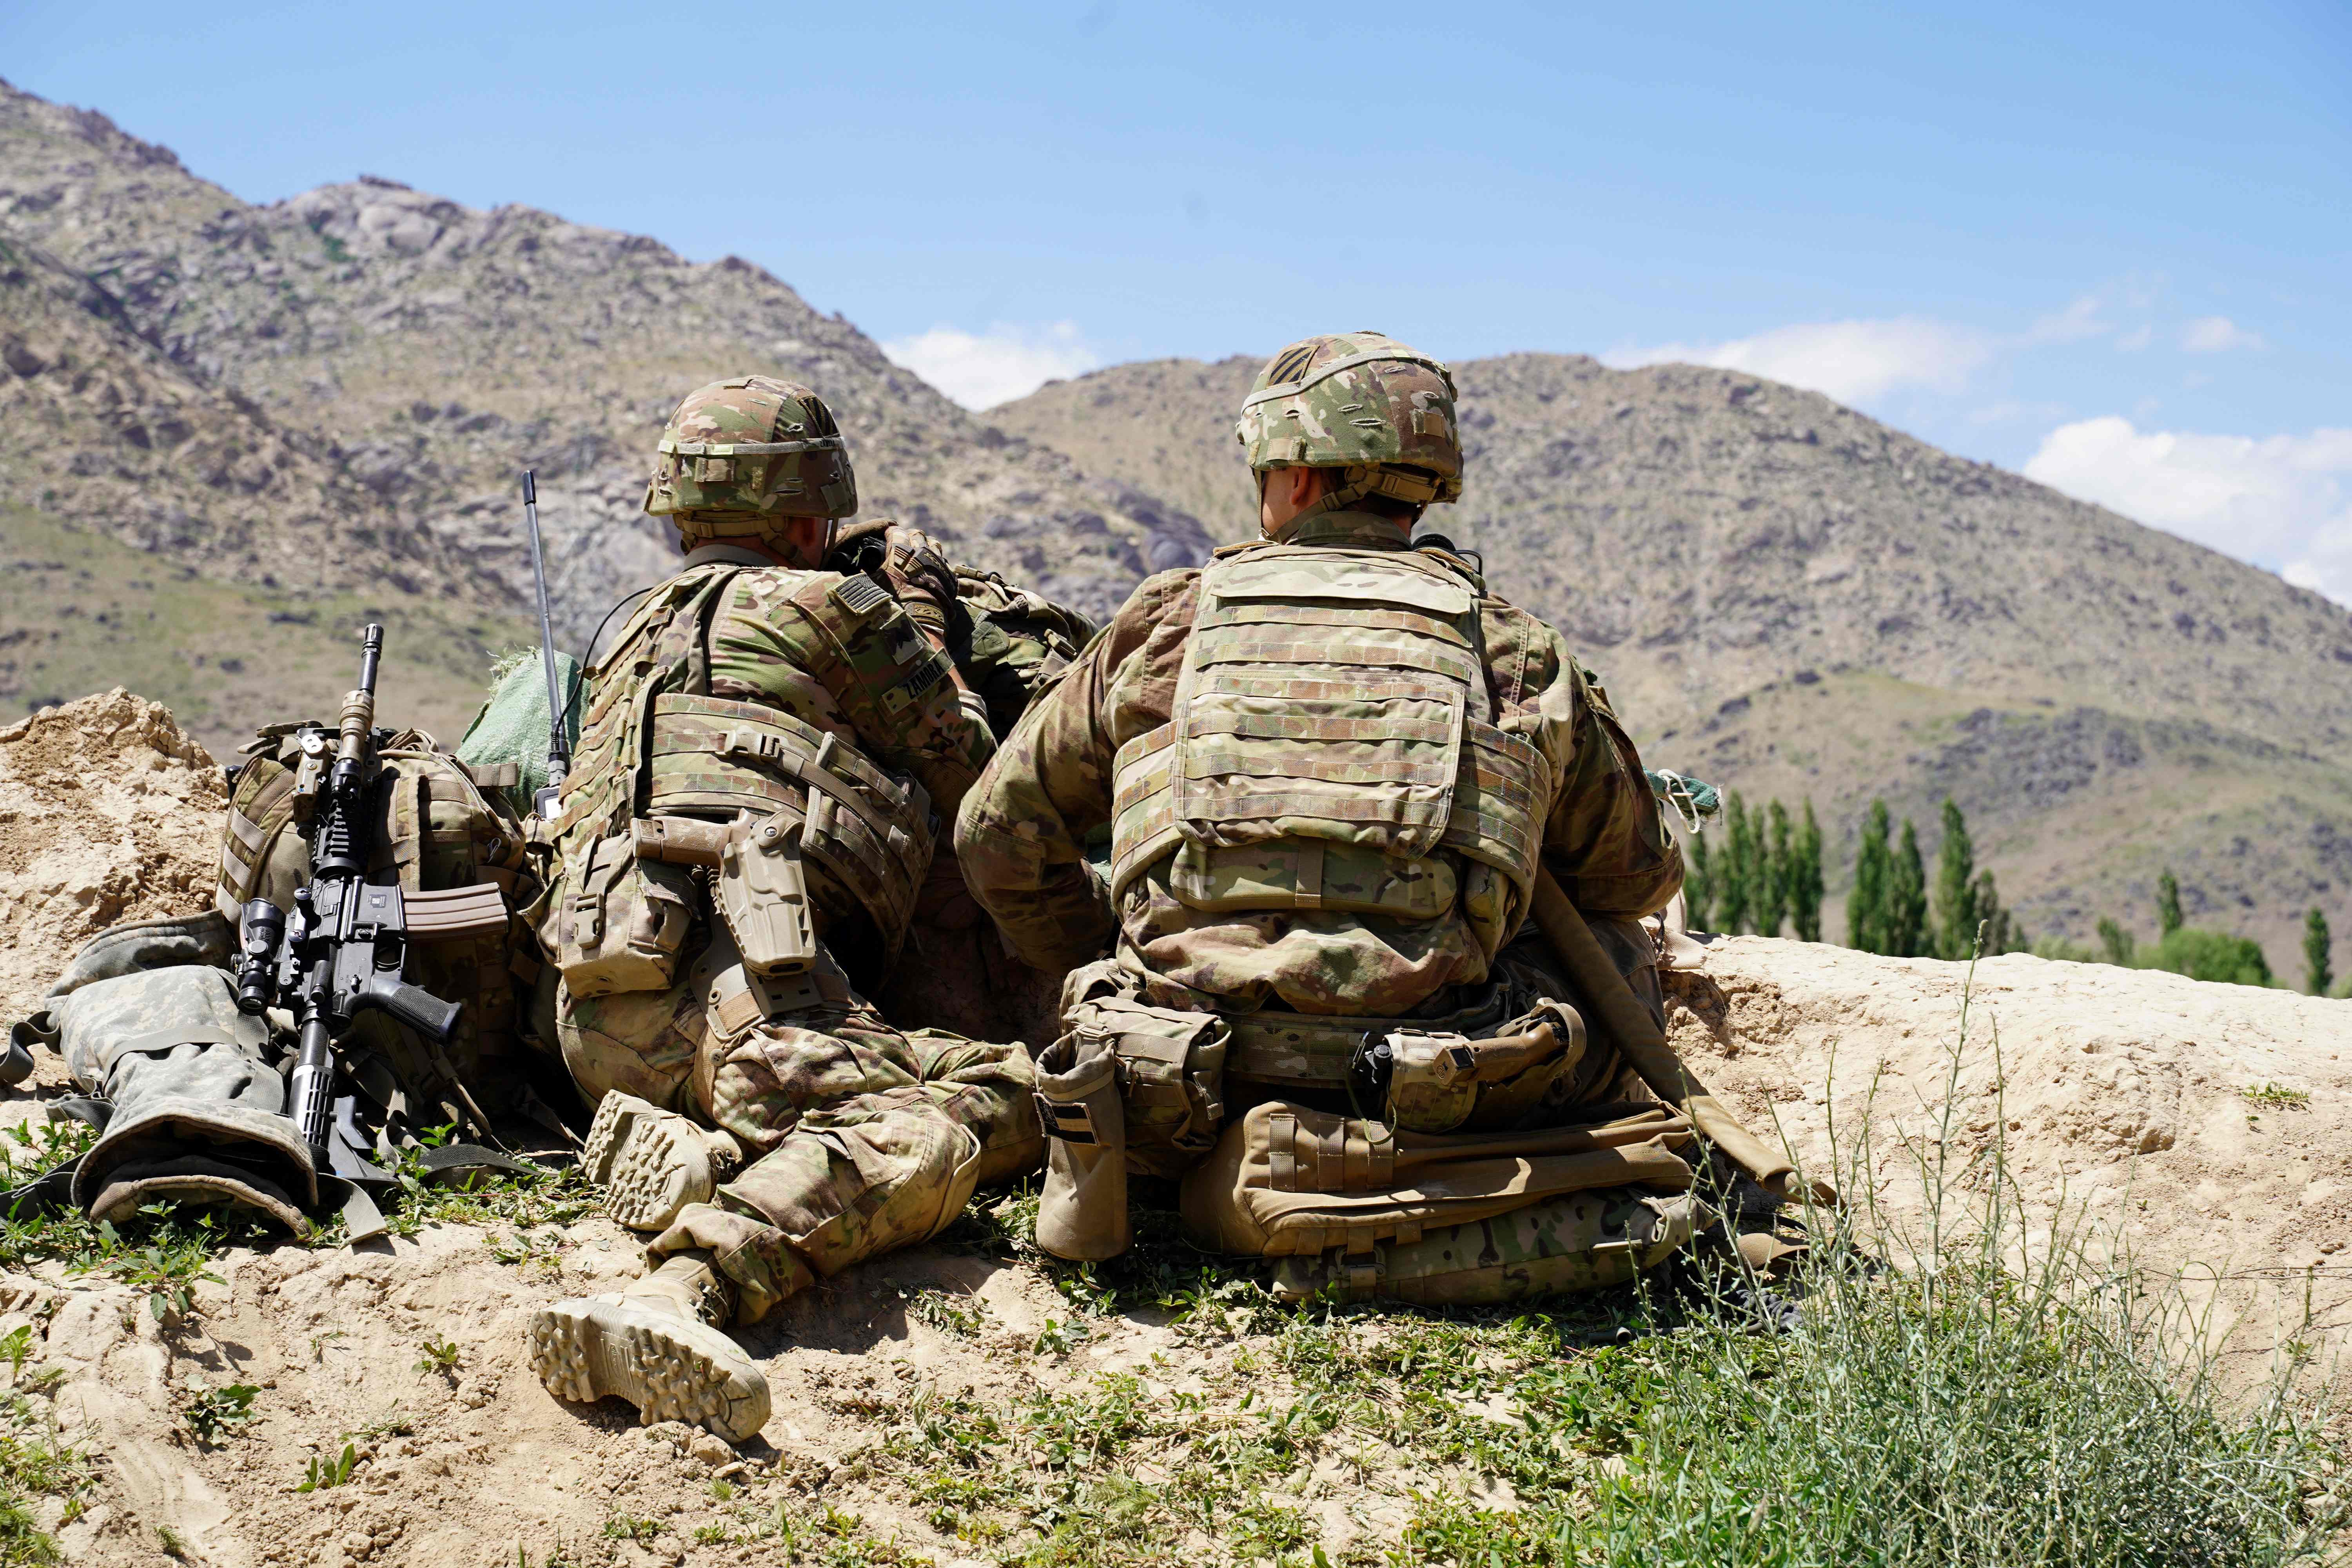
528, 1296, 770, 1444
583, 1092, 717, 1232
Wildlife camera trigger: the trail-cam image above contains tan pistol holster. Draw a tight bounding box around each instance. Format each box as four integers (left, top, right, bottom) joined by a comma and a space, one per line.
714, 810, 816, 976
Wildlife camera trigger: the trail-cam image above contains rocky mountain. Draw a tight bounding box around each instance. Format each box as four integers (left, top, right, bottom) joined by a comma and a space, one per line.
4, 73, 2346, 974
0, 78, 1212, 656
992, 355, 2352, 971
0, 232, 467, 599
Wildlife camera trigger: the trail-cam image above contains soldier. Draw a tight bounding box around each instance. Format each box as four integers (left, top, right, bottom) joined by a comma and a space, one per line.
955, 332, 1718, 1304
527, 376, 1040, 1441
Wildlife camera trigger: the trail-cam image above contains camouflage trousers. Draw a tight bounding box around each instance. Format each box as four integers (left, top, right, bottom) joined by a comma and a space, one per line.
557, 922, 1040, 1324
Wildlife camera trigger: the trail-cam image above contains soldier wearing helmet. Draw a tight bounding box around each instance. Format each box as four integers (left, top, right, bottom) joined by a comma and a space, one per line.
528, 376, 1041, 1441
954, 334, 1695, 1303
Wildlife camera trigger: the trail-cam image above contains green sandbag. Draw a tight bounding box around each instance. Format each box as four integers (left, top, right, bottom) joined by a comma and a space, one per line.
457, 650, 582, 818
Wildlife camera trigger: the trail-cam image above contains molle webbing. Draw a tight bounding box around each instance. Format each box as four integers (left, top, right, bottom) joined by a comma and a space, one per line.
1221, 985, 1510, 1089
646, 692, 933, 947
552, 568, 733, 853
1107, 545, 1549, 924
216, 758, 300, 918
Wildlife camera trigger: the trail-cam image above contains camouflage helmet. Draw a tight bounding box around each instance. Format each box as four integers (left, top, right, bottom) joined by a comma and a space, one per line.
642, 375, 858, 540
1234, 331, 1463, 513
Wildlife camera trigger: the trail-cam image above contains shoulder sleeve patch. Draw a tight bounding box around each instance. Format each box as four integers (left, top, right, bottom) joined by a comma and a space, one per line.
829, 573, 891, 619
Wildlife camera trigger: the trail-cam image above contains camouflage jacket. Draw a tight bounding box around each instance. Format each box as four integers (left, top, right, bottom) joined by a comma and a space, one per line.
956, 512, 1682, 1016
551, 539, 998, 953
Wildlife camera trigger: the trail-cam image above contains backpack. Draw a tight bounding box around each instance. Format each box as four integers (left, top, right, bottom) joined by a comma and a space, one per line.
217, 722, 541, 1129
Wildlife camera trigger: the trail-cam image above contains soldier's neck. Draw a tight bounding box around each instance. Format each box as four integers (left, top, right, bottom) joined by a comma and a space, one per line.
682, 542, 786, 570
1262, 510, 1412, 550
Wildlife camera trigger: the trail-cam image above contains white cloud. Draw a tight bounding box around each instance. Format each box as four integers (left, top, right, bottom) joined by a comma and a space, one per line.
881, 321, 1100, 410
2181, 315, 2266, 353
2023, 416, 2352, 604
2115, 325, 2153, 352
2026, 294, 2109, 345
1602, 316, 1992, 404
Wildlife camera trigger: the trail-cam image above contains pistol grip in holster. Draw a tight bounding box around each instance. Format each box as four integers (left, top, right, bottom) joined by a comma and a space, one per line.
717, 810, 817, 977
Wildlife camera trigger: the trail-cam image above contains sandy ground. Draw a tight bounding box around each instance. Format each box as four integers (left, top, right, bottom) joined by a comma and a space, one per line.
1668, 936, 2352, 1375
2, 692, 2347, 1564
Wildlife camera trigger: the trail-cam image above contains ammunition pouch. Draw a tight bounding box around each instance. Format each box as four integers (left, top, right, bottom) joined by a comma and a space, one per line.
1347, 999, 1588, 1134
551, 832, 697, 998
1061, 996, 1231, 1179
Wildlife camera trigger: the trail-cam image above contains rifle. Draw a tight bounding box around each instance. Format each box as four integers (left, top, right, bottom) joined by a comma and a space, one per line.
1525, 867, 1818, 1201
232, 625, 508, 1176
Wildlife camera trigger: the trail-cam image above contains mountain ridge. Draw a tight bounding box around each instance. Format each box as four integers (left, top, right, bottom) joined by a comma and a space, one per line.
988, 352, 2352, 971
2, 76, 2345, 975
0, 78, 1212, 647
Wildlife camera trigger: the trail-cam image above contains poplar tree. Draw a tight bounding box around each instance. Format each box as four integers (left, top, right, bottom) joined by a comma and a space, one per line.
1719, 793, 1754, 935
1685, 830, 1715, 932
1971, 870, 2015, 956
2308, 907, 2335, 997
1792, 802, 1825, 942
1758, 800, 1791, 936
2158, 869, 2183, 936
1849, 801, 1891, 952
2098, 918, 2137, 967
1887, 818, 1929, 958
1931, 797, 1978, 960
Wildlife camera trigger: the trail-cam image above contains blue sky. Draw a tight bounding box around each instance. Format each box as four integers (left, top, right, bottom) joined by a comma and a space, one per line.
6, 1, 2349, 597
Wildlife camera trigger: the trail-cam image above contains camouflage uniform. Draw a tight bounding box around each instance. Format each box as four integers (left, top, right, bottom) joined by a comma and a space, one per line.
957, 535, 1679, 1013
957, 334, 1699, 1299
530, 379, 1038, 1418
525, 380, 1053, 1440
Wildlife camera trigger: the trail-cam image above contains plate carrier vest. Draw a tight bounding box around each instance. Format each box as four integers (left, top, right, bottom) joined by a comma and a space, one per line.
549, 563, 936, 975
1108, 543, 1551, 969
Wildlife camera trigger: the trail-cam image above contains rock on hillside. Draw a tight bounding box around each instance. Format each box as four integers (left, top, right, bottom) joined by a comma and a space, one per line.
1669, 935, 2352, 1368
0, 689, 223, 1016
992, 354, 1264, 536
0, 235, 473, 600
0, 80, 1213, 638
992, 353, 2352, 967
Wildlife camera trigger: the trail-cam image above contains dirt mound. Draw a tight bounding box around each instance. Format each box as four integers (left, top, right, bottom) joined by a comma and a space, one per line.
2, 695, 2347, 1563
0, 690, 223, 1016
1668, 936, 2352, 1365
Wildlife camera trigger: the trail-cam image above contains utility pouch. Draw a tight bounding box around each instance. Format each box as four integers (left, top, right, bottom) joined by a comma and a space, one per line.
1065, 996, 1230, 1179
1351, 1000, 1588, 1134
553, 832, 695, 998
715, 810, 815, 976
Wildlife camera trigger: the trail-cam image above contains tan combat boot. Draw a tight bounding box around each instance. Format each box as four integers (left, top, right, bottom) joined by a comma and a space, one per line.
582, 1092, 745, 1232
529, 1249, 771, 1443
